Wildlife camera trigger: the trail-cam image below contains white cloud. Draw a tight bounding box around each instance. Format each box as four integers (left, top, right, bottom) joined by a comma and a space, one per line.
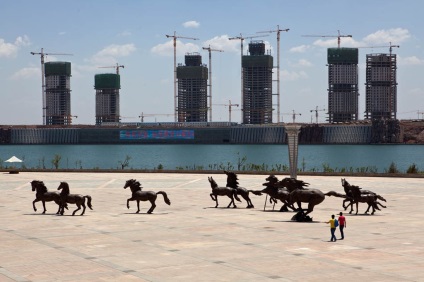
289, 45, 311, 53
89, 43, 136, 65
280, 69, 308, 81
290, 59, 313, 68
151, 40, 200, 56
59, 31, 66, 36
183, 21, 200, 28
312, 37, 361, 48
10, 67, 39, 80
203, 35, 239, 53
0, 35, 30, 58
118, 31, 132, 37
363, 28, 410, 45
398, 55, 424, 66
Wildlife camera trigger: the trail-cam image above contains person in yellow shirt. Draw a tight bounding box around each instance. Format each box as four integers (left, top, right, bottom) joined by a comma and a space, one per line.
326, 214, 337, 242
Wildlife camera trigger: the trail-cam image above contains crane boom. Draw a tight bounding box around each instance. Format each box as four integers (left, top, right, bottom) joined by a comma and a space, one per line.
165, 31, 199, 122
302, 30, 352, 48
98, 63, 125, 75
30, 48, 73, 125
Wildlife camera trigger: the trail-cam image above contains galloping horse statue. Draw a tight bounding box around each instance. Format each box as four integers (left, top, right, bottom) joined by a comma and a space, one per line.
341, 178, 387, 215
123, 179, 171, 214
259, 175, 294, 212
208, 176, 241, 208
57, 182, 93, 216
30, 180, 67, 214
224, 171, 262, 208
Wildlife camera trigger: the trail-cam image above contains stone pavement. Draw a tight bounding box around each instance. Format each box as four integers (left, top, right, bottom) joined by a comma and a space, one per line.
0, 172, 423, 282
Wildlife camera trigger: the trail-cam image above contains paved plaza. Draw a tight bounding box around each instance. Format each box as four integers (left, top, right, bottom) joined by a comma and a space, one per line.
0, 172, 423, 281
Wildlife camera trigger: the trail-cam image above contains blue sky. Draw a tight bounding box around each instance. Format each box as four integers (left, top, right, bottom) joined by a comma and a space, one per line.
1, 0, 423, 124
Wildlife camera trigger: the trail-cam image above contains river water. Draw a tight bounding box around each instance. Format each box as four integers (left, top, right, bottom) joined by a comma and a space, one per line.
0, 144, 423, 173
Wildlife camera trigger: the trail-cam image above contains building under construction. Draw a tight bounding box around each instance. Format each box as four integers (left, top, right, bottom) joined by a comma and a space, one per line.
44, 62, 72, 125
176, 53, 208, 122
365, 53, 398, 120
242, 41, 273, 124
327, 48, 359, 123
95, 74, 121, 125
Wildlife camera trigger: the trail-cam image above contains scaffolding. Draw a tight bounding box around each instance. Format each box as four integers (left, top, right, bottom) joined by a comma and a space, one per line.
44, 62, 72, 125
95, 74, 121, 125
327, 48, 359, 123
365, 53, 397, 120
176, 53, 208, 122
242, 41, 273, 124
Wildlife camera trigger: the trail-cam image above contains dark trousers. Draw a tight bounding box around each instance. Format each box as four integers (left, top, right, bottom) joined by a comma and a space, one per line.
330, 228, 337, 241
340, 226, 345, 239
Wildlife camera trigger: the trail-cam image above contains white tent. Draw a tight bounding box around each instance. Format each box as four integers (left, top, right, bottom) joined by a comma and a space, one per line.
4, 156, 23, 163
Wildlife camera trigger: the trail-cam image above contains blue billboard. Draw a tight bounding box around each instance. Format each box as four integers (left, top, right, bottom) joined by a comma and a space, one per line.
120, 130, 194, 140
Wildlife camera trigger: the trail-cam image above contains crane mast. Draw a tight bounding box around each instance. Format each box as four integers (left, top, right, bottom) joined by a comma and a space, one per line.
213, 100, 239, 123
202, 45, 223, 122
165, 31, 199, 122
30, 48, 73, 125
310, 106, 326, 124
257, 25, 289, 123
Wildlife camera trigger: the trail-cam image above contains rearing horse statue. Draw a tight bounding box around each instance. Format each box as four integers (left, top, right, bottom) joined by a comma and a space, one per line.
224, 171, 262, 208
123, 179, 171, 214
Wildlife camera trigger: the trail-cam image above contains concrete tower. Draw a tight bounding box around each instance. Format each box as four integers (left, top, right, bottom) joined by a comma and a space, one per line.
44, 62, 72, 125
94, 74, 120, 125
176, 53, 208, 122
327, 48, 359, 123
242, 41, 273, 124
365, 53, 397, 120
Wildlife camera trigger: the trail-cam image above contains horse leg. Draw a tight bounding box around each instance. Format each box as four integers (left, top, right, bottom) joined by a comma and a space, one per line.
304, 203, 314, 216
81, 201, 86, 216
241, 193, 252, 209
147, 200, 156, 214
72, 203, 81, 216
136, 200, 140, 213
42, 201, 47, 214
32, 199, 40, 212
377, 201, 387, 209
127, 198, 132, 209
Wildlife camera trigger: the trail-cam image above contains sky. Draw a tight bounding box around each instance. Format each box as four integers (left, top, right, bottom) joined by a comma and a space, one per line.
1, 0, 424, 125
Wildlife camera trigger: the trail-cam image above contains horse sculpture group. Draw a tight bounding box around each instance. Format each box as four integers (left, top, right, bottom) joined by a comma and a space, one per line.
30, 173, 387, 218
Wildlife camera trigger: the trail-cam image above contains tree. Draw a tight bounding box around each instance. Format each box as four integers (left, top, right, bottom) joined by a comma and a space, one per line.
119, 155, 132, 169
51, 154, 62, 169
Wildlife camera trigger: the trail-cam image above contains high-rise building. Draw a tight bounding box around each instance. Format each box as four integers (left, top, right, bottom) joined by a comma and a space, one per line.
242, 41, 273, 124
44, 62, 72, 125
94, 74, 120, 125
176, 53, 208, 122
365, 53, 397, 120
327, 48, 359, 123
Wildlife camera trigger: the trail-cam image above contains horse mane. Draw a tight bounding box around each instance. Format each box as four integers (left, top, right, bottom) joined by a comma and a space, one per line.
59, 182, 70, 195
224, 171, 239, 187
38, 181, 48, 193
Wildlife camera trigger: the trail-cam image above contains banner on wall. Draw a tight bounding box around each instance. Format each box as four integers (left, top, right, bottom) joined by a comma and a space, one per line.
120, 130, 194, 140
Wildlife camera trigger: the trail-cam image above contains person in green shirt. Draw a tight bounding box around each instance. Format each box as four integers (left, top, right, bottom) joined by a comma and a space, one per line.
326, 214, 337, 242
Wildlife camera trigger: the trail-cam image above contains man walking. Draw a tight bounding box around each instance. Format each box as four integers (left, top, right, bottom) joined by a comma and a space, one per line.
338, 212, 346, 240
326, 214, 337, 242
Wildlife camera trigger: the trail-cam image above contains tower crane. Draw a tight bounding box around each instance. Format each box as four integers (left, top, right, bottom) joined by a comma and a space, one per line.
165, 31, 199, 122
30, 48, 73, 125
257, 25, 289, 123
417, 111, 424, 120
310, 106, 326, 124
359, 43, 400, 119
282, 110, 302, 123
302, 30, 352, 48
202, 45, 224, 122
98, 63, 125, 74
139, 112, 174, 122
229, 33, 269, 122
213, 100, 239, 123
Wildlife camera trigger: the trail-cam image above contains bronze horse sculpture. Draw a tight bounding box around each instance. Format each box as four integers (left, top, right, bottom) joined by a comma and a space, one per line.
341, 178, 387, 215
57, 182, 93, 216
30, 180, 67, 214
224, 171, 262, 208
123, 179, 171, 214
208, 176, 241, 208
259, 175, 294, 212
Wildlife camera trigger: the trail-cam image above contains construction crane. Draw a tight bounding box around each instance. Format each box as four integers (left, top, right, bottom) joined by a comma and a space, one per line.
310, 106, 326, 124
359, 43, 400, 119
257, 25, 289, 123
202, 45, 224, 122
302, 30, 352, 48
139, 112, 174, 122
30, 48, 73, 125
98, 63, 125, 74
165, 31, 199, 122
229, 33, 269, 122
418, 111, 424, 120
213, 100, 239, 123
282, 110, 302, 123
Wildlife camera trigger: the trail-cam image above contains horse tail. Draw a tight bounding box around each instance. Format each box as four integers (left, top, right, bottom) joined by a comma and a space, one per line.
157, 191, 171, 205
234, 190, 242, 202
249, 190, 263, 196
84, 196, 93, 210
376, 195, 387, 202
324, 191, 346, 198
